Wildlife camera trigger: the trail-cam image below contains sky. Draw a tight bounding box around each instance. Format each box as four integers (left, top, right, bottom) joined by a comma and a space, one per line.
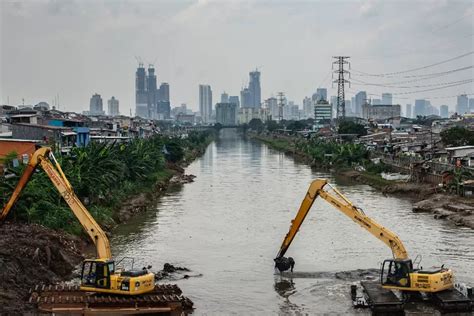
1, 0, 473, 115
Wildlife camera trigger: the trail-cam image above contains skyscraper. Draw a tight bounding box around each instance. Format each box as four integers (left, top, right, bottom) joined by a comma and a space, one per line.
155, 82, 170, 119
303, 97, 313, 119
240, 88, 252, 108
221, 92, 229, 103
414, 99, 426, 117
249, 69, 261, 107
355, 91, 367, 117
135, 64, 147, 117
382, 93, 392, 105
440, 105, 449, 118
199, 85, 212, 123
146, 65, 158, 118
405, 104, 412, 118
107, 96, 119, 116
216, 103, 237, 126
313, 88, 327, 102
457, 94, 469, 114
89, 93, 104, 115
135, 64, 170, 119
229, 95, 240, 107
469, 98, 474, 113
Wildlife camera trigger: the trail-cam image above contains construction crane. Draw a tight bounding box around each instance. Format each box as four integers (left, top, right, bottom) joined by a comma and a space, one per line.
274, 179, 472, 312
1, 147, 155, 295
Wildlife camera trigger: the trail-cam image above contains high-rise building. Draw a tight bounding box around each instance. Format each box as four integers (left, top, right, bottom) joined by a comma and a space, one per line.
440, 105, 449, 118
314, 100, 332, 126
312, 88, 327, 103
382, 93, 392, 105
135, 64, 170, 119
107, 96, 119, 116
240, 88, 252, 108
303, 97, 313, 119
372, 99, 381, 105
199, 84, 212, 123
469, 98, 474, 113
355, 91, 367, 117
414, 99, 426, 117
362, 104, 401, 120
221, 92, 229, 103
216, 103, 237, 126
405, 104, 412, 118
267, 97, 278, 119
89, 93, 104, 115
229, 95, 240, 107
159, 83, 170, 101
135, 64, 147, 117
457, 94, 469, 114
249, 69, 261, 107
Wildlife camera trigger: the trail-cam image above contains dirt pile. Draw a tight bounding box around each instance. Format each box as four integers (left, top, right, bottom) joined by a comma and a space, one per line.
0, 222, 84, 313
413, 194, 474, 229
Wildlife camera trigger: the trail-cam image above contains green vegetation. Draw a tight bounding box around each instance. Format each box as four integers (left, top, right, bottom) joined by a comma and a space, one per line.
296, 138, 369, 167
337, 120, 367, 136
440, 126, 474, 147
0, 131, 213, 235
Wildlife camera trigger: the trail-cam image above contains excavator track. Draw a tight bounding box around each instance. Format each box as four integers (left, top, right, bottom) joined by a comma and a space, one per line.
28, 284, 194, 315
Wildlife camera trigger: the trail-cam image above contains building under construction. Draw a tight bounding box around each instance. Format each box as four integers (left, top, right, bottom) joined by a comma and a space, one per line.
135, 63, 170, 120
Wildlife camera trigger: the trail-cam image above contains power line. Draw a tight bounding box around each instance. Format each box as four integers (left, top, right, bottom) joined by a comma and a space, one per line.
352, 78, 473, 89
352, 51, 474, 76
352, 65, 474, 79
346, 88, 474, 100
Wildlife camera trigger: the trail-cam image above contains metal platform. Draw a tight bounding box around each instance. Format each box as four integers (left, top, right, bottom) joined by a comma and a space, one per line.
29, 284, 193, 315
361, 281, 404, 314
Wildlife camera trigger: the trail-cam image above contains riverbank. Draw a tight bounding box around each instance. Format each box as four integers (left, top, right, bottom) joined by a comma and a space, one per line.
250, 132, 474, 229
0, 130, 215, 313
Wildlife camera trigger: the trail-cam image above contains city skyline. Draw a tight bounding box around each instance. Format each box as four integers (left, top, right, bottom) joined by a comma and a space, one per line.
1, 1, 473, 115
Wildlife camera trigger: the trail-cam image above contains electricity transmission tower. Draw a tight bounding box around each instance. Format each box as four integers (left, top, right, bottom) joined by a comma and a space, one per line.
332, 56, 351, 122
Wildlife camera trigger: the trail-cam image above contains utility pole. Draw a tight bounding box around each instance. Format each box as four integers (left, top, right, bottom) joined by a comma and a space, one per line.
277, 92, 285, 122
332, 56, 350, 123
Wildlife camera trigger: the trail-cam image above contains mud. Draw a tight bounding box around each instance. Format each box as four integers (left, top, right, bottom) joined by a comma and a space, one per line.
155, 263, 202, 281
413, 194, 474, 229
0, 222, 84, 314
278, 268, 379, 281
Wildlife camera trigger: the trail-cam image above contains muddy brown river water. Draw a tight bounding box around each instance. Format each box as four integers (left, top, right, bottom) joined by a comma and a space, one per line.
111, 129, 474, 315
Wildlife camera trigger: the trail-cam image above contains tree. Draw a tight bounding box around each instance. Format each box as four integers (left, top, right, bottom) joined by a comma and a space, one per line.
248, 118, 264, 133
338, 121, 367, 136
440, 126, 474, 147
266, 120, 279, 132
286, 120, 306, 132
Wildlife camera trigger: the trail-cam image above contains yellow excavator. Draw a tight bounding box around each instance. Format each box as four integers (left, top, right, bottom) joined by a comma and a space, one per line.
275, 179, 454, 293
1, 147, 155, 295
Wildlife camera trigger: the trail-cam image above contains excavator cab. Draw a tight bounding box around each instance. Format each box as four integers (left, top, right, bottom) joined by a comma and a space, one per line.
81, 259, 114, 290
381, 259, 413, 288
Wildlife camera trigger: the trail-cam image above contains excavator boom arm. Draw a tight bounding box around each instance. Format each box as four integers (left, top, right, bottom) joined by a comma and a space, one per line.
1, 147, 111, 259
276, 179, 408, 260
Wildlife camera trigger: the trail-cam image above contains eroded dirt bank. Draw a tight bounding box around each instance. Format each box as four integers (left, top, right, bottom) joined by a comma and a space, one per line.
413, 194, 474, 229
0, 222, 84, 313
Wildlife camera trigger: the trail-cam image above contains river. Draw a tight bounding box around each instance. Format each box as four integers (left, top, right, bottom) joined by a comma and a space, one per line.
110, 129, 474, 315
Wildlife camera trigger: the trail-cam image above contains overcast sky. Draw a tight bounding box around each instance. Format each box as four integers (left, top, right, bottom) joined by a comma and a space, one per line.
1, 0, 473, 115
